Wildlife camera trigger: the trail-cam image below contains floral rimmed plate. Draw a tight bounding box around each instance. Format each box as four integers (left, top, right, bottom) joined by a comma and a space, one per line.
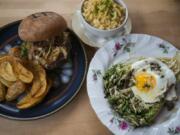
71, 10, 132, 48
87, 34, 180, 135
0, 20, 87, 120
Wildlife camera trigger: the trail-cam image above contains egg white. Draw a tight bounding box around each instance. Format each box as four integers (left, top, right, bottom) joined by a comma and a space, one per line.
131, 58, 176, 103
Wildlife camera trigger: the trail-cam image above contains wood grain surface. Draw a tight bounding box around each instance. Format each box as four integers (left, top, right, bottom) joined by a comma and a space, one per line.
0, 0, 179, 135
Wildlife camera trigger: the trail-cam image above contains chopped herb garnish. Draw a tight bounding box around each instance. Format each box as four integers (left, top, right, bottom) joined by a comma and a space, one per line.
165, 101, 175, 111
124, 47, 130, 52
159, 44, 169, 54
161, 75, 164, 78
111, 11, 117, 19
150, 62, 161, 71
143, 83, 151, 89
20, 42, 28, 58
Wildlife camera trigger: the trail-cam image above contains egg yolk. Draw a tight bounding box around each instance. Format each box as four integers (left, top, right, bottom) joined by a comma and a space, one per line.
135, 72, 156, 92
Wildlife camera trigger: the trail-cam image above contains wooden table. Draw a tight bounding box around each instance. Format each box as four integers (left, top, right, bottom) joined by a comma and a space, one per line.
0, 0, 179, 135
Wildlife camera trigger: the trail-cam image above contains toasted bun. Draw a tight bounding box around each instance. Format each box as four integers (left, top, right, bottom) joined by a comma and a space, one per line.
18, 12, 67, 42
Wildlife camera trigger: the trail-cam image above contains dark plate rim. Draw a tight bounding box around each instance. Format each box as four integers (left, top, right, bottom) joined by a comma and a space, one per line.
0, 20, 88, 120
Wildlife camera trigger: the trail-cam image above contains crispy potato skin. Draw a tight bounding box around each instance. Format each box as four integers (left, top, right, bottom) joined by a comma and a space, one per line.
0, 55, 34, 83
6, 81, 26, 101
0, 82, 6, 101
23, 61, 47, 97
17, 79, 52, 109
0, 54, 52, 109
0, 61, 17, 82
30, 64, 47, 98
14, 61, 33, 83
0, 76, 14, 87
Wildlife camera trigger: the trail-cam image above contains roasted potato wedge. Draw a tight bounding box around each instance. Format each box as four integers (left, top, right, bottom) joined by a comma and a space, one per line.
0, 54, 52, 109
0, 62, 17, 82
30, 64, 47, 98
0, 55, 33, 83
17, 79, 52, 109
0, 76, 14, 87
0, 55, 21, 63
13, 61, 33, 83
9, 47, 21, 58
6, 81, 26, 101
0, 82, 6, 101
17, 94, 42, 109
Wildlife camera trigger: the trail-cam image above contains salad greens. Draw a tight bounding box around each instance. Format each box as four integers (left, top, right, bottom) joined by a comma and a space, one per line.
103, 63, 164, 127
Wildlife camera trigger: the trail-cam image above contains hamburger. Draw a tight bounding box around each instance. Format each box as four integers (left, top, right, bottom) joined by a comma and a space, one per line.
12, 12, 70, 69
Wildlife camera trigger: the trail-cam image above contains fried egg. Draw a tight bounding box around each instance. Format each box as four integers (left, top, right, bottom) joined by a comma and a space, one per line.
131, 58, 176, 103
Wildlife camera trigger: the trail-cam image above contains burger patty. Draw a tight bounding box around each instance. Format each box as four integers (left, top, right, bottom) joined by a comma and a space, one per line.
10, 32, 70, 69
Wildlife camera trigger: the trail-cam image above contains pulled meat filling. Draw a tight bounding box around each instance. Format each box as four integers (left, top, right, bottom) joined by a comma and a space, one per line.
10, 32, 70, 69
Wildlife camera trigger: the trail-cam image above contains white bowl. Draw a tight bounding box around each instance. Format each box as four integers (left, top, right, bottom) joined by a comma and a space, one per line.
80, 0, 129, 38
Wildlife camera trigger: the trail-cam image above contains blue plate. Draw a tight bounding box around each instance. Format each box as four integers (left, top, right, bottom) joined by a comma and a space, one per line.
0, 20, 87, 120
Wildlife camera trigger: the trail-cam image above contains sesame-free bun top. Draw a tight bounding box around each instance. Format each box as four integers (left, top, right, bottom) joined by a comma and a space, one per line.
18, 12, 67, 42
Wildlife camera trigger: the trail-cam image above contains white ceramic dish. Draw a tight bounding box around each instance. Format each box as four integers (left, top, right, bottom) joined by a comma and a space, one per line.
80, 0, 129, 37
71, 10, 132, 48
87, 34, 180, 135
